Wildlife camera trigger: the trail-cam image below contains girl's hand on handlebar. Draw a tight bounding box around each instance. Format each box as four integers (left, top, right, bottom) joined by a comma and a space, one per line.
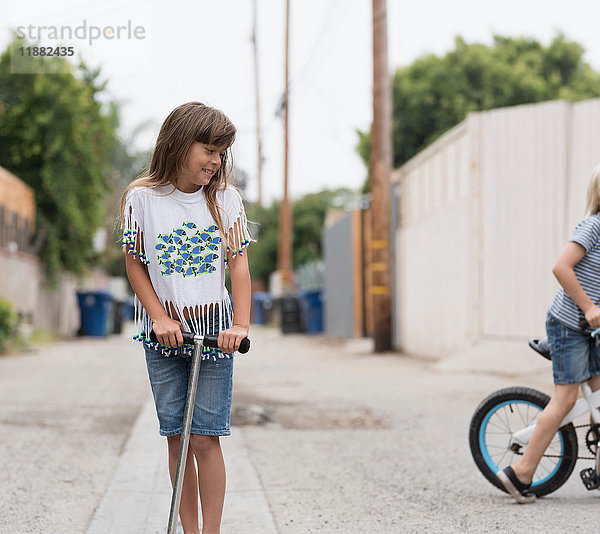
218, 324, 249, 353
584, 304, 600, 330
152, 316, 183, 347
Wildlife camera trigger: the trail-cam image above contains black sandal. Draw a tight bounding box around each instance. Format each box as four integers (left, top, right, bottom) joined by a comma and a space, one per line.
497, 466, 536, 504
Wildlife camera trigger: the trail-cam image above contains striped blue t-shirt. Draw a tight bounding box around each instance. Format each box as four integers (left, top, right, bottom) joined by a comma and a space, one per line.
549, 214, 600, 331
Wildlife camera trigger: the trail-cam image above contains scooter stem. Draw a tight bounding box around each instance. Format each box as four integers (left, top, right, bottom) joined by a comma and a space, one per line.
167, 336, 203, 534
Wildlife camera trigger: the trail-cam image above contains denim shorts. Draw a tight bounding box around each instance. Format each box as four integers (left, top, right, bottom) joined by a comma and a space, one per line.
144, 343, 234, 436
546, 312, 600, 385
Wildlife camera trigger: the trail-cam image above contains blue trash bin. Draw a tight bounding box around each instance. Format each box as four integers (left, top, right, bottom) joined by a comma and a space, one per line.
298, 290, 323, 334
252, 292, 273, 324
77, 290, 114, 337
123, 296, 135, 321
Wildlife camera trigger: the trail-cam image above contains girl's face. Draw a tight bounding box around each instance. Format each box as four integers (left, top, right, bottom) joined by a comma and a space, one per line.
176, 142, 227, 192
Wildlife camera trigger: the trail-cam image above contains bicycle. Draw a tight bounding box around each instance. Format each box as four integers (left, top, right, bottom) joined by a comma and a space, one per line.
469, 328, 600, 497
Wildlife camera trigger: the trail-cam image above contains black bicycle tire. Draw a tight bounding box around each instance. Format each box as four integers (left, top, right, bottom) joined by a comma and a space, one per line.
469, 386, 578, 497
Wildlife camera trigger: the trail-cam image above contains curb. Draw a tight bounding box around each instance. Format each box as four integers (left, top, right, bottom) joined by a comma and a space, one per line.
86, 396, 278, 533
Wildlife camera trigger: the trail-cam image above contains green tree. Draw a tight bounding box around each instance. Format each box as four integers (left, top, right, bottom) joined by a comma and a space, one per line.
247, 188, 362, 286
246, 201, 279, 285
0, 36, 119, 277
102, 125, 153, 279
358, 34, 600, 178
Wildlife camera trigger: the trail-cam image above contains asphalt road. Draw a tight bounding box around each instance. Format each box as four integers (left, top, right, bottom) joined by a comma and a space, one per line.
0, 333, 149, 534
233, 328, 600, 534
1, 326, 599, 533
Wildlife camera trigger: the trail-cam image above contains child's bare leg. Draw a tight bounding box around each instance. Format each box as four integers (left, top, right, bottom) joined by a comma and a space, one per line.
167, 434, 200, 534
190, 435, 226, 534
588, 373, 600, 392
512, 384, 579, 484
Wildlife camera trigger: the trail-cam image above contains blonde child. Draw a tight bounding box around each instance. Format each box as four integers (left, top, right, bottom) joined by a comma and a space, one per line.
498, 164, 600, 503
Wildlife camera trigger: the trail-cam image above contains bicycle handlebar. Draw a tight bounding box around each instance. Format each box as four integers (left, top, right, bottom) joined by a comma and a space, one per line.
149, 330, 251, 354
578, 319, 600, 338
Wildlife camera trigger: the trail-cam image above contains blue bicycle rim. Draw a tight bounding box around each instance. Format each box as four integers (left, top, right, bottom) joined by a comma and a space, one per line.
479, 400, 563, 487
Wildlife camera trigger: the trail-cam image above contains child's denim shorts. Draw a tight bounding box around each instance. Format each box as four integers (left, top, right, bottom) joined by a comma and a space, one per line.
546, 312, 600, 385
143, 315, 234, 437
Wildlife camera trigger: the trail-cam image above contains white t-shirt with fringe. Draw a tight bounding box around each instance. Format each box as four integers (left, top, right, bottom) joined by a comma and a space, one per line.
122, 184, 250, 357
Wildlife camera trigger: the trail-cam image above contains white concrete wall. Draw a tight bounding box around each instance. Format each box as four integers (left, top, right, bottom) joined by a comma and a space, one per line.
393, 98, 600, 359
568, 99, 600, 229
396, 198, 471, 355
394, 122, 473, 356
480, 101, 569, 339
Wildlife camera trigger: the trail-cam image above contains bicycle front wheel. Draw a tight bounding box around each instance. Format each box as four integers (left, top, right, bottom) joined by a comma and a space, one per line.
469, 386, 578, 497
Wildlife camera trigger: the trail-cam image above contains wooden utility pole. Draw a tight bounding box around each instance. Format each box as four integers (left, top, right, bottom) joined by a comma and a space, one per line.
252, 0, 263, 207
278, 0, 292, 291
370, 0, 392, 352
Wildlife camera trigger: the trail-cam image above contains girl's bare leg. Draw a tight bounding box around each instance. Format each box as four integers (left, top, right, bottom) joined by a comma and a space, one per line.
167, 434, 200, 534
512, 383, 579, 484
588, 373, 600, 392
189, 434, 226, 534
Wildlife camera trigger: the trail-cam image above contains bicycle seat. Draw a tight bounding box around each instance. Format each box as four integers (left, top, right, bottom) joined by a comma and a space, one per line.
528, 338, 551, 360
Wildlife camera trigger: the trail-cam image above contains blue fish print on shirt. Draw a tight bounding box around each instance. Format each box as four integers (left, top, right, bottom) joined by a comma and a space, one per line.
156, 222, 221, 277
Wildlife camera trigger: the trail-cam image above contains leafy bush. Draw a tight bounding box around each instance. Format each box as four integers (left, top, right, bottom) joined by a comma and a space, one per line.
0, 298, 18, 353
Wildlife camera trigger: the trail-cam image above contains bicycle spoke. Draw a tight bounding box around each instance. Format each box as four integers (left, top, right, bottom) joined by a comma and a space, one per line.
536, 460, 560, 481
546, 440, 562, 455
499, 406, 513, 433
516, 404, 528, 428
489, 453, 509, 462
486, 420, 511, 432
489, 410, 510, 433
488, 446, 511, 453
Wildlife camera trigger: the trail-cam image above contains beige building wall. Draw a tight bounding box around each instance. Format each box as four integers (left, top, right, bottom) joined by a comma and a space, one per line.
0, 166, 36, 223
0, 167, 80, 337
393, 98, 600, 361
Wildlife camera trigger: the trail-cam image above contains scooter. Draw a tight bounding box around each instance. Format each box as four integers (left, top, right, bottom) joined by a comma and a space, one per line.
150, 330, 250, 534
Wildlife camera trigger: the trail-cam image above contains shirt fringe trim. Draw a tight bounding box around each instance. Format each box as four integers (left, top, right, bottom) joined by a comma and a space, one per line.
225, 207, 251, 265
130, 296, 234, 360
122, 203, 150, 265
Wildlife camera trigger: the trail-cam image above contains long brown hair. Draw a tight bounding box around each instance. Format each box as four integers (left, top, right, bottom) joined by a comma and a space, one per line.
119, 102, 237, 241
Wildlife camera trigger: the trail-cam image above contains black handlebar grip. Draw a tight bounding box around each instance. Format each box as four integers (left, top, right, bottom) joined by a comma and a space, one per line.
580, 318, 593, 334
181, 331, 196, 345
201, 334, 251, 354
149, 330, 250, 354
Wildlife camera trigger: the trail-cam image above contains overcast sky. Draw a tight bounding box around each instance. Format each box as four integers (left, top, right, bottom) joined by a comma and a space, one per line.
4, 0, 600, 203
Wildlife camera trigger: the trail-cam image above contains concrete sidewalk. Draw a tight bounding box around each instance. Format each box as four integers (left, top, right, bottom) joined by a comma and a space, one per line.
86, 394, 278, 534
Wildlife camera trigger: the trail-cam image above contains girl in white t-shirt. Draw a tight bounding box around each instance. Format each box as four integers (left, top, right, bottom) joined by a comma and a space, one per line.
120, 102, 251, 533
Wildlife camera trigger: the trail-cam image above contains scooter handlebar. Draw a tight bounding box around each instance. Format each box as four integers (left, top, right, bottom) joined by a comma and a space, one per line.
149, 330, 250, 354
